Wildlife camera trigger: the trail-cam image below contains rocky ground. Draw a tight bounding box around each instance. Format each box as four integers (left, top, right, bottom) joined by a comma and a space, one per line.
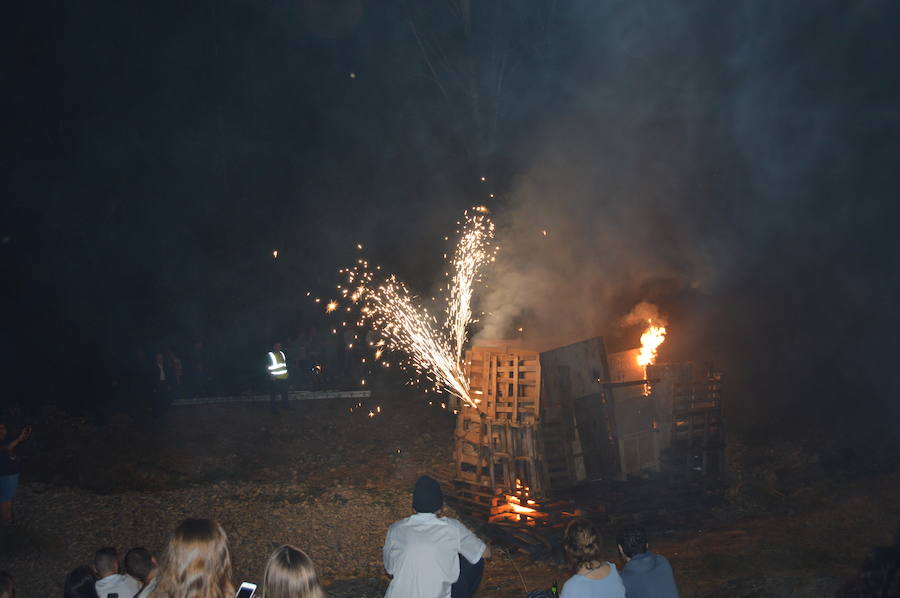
1, 391, 898, 597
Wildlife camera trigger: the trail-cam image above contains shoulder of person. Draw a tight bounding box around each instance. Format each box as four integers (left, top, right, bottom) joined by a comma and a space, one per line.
388, 515, 413, 531
444, 516, 474, 532
559, 574, 586, 598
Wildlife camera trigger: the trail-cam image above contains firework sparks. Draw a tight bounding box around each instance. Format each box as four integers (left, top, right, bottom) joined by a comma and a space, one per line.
343, 209, 496, 407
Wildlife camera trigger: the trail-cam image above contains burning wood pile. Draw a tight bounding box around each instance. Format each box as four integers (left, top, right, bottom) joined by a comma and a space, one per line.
441, 325, 725, 525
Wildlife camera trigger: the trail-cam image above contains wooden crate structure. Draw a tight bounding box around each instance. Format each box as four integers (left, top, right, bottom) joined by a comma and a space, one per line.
452, 344, 546, 515
606, 355, 726, 479
448, 339, 726, 518
607, 349, 659, 476
451, 338, 618, 515
666, 368, 725, 477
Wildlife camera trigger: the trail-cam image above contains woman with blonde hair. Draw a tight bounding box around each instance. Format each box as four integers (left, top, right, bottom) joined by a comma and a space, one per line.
262, 545, 324, 598
148, 518, 234, 598
559, 519, 625, 598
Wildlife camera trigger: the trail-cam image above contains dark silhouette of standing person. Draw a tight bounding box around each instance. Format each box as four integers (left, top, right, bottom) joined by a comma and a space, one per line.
267, 342, 290, 413
152, 352, 172, 416
0, 421, 31, 525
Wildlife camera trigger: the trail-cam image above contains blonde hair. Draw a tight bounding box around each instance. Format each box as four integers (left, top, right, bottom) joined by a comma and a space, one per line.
262, 545, 324, 598
149, 519, 234, 598
563, 518, 604, 570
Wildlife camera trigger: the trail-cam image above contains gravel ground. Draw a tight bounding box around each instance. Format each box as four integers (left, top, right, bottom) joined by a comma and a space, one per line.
0, 391, 467, 598
1, 396, 898, 598
2, 480, 411, 597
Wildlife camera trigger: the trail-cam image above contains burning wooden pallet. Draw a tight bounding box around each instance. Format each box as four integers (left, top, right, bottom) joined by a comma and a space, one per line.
446, 336, 726, 538
453, 337, 617, 504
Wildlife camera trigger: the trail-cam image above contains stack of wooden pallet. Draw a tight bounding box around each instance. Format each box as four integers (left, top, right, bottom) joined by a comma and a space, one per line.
454, 345, 550, 499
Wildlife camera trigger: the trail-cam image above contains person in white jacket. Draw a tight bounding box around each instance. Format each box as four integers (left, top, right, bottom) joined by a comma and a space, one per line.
383, 476, 490, 598
94, 547, 141, 598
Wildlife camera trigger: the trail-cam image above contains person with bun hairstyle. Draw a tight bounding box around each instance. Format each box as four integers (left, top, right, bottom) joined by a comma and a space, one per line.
560, 519, 625, 598
262, 545, 325, 598
148, 518, 234, 598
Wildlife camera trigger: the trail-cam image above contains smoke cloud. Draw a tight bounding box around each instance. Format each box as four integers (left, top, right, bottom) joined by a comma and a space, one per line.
471, 1, 900, 431
617, 301, 666, 329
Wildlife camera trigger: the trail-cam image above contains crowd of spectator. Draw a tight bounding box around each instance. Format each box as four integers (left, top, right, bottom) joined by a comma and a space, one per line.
0, 476, 683, 598
47, 518, 325, 598
1, 475, 896, 597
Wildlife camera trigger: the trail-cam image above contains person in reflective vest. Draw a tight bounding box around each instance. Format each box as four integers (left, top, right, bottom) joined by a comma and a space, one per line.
267, 342, 290, 413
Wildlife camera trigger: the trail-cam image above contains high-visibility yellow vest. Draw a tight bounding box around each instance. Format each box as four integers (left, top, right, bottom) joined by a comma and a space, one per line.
267, 351, 289, 379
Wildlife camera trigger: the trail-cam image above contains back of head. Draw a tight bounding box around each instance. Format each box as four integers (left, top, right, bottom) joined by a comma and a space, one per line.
564, 519, 604, 569
152, 518, 234, 598
837, 546, 900, 598
63, 566, 99, 598
412, 476, 443, 513
0, 571, 14, 598
93, 547, 118, 577
124, 547, 154, 583
617, 524, 649, 558
263, 545, 324, 598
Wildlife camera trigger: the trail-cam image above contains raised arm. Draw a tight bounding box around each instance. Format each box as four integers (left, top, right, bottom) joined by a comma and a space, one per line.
6, 426, 31, 453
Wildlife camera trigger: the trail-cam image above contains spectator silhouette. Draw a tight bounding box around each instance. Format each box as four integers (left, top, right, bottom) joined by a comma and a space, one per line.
0, 571, 14, 598
94, 547, 141, 598
152, 353, 172, 415
63, 566, 100, 598
836, 531, 900, 598
124, 547, 158, 598
560, 519, 625, 598
267, 342, 290, 413
148, 518, 234, 598
0, 422, 31, 525
616, 524, 679, 598
262, 545, 324, 598
383, 475, 489, 598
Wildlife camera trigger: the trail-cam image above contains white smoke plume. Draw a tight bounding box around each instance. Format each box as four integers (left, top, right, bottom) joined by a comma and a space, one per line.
618, 301, 667, 329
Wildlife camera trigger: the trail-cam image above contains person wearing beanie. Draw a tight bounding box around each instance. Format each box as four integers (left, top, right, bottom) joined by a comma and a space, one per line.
383, 475, 490, 598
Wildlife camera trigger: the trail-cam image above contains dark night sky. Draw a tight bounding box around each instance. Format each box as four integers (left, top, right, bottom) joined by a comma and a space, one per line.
3, 1, 899, 434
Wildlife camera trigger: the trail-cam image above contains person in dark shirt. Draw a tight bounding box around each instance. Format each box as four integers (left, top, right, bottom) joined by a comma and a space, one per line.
616, 524, 679, 598
63, 566, 99, 598
0, 570, 15, 598
0, 422, 31, 525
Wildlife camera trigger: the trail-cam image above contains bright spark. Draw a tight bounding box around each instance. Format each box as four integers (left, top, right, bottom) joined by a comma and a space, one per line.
342, 209, 496, 407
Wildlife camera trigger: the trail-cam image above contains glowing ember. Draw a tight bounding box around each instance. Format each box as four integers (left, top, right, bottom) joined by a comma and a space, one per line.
504, 495, 537, 514
342, 209, 496, 407
326, 301, 338, 313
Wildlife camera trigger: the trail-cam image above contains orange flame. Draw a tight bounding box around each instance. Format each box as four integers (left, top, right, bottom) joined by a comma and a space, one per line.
505, 495, 538, 514
637, 320, 667, 396
637, 320, 667, 368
